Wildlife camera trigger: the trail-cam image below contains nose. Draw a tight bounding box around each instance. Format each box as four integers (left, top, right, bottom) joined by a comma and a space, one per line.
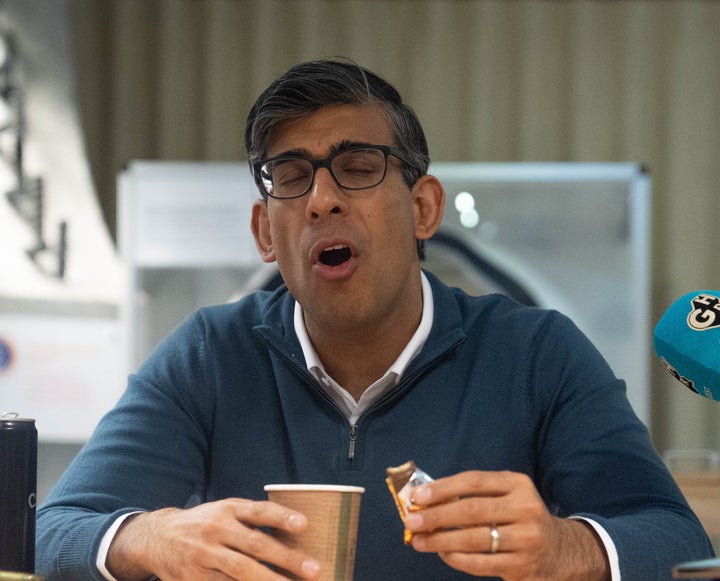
305, 166, 347, 220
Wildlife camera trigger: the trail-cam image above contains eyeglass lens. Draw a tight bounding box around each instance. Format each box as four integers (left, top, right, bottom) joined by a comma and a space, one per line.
261, 148, 388, 198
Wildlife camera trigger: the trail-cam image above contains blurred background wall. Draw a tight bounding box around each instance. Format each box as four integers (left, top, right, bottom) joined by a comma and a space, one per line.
1, 0, 719, 497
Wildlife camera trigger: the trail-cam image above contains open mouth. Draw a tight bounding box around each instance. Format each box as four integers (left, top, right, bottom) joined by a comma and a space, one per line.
319, 245, 352, 267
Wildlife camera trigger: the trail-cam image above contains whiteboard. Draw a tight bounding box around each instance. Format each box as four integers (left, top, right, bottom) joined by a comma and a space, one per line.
0, 312, 123, 442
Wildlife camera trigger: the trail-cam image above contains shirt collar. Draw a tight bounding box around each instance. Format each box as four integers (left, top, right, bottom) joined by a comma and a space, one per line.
294, 271, 434, 385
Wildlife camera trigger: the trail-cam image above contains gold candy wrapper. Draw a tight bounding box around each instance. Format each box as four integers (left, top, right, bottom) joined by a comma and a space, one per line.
385, 460, 435, 544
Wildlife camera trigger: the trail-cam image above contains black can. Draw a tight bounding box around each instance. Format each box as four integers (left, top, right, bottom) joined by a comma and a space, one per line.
0, 414, 38, 573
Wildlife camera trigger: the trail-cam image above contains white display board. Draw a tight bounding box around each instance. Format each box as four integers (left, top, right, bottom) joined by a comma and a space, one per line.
120, 161, 260, 268
0, 312, 124, 442
118, 161, 262, 372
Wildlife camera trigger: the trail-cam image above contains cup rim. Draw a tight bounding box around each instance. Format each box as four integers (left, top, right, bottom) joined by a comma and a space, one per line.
264, 484, 365, 493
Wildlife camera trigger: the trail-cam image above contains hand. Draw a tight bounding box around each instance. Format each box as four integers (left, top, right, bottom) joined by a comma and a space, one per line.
106, 498, 321, 581
404, 470, 610, 581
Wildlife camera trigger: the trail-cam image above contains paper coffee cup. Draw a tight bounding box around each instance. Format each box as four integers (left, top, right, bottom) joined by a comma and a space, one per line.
265, 484, 365, 581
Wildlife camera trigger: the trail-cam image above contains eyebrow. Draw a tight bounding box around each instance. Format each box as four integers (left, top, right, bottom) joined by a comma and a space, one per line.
269, 140, 378, 160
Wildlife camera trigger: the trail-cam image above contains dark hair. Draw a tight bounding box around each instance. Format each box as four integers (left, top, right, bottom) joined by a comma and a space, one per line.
245, 58, 431, 258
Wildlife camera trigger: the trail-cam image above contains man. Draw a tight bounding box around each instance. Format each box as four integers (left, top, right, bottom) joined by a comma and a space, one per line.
37, 59, 713, 580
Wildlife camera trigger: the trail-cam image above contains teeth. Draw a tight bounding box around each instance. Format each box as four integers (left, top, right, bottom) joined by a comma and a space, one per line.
324, 244, 347, 251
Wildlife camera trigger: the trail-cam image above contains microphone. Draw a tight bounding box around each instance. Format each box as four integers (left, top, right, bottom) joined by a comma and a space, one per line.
653, 291, 720, 402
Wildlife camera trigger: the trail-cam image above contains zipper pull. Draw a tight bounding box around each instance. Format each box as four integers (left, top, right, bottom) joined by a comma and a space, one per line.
348, 423, 358, 459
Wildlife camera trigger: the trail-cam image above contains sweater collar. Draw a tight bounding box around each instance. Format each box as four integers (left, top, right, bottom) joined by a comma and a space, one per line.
254, 269, 466, 373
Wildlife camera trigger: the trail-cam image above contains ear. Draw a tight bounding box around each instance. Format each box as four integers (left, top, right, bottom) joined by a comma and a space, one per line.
251, 199, 277, 263
412, 174, 445, 241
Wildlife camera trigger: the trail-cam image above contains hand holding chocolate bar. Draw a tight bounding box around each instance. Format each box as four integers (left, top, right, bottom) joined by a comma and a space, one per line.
387, 463, 610, 581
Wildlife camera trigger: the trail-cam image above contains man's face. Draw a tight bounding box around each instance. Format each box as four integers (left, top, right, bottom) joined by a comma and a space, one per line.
251, 103, 441, 337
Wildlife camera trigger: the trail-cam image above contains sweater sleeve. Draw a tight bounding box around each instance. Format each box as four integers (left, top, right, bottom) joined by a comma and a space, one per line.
36, 312, 215, 580
529, 310, 715, 578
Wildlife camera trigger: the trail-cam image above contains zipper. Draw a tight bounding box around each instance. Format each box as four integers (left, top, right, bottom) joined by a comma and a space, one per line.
259, 327, 465, 464
348, 423, 358, 459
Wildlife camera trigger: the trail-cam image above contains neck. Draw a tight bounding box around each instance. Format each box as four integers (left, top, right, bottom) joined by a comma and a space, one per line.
305, 277, 424, 399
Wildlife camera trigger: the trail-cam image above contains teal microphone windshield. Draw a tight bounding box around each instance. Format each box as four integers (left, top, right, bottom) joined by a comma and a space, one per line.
653, 291, 720, 402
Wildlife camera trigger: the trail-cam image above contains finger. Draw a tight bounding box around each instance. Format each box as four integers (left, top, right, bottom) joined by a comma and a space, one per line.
407, 491, 546, 534
411, 470, 526, 506
216, 542, 321, 581
226, 526, 320, 580
231, 499, 310, 532
411, 524, 512, 554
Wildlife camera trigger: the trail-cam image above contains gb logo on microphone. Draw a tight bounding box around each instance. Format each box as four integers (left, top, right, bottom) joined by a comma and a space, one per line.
686, 293, 720, 331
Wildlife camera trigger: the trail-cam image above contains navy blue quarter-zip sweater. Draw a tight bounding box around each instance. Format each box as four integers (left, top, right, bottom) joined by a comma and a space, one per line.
37, 271, 713, 580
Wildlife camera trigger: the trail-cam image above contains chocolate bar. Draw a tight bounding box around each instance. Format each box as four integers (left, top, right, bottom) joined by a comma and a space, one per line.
385, 460, 435, 544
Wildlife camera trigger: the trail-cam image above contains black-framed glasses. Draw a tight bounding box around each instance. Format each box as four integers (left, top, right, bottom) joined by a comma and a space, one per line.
254, 145, 411, 199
